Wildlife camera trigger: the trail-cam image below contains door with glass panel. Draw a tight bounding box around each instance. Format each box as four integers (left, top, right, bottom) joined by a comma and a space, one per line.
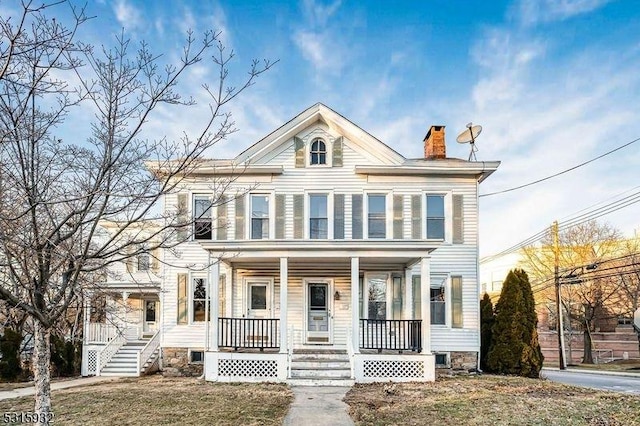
306, 282, 331, 344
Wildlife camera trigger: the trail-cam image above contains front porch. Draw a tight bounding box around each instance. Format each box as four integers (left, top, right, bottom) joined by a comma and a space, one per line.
81, 287, 161, 377
197, 246, 437, 383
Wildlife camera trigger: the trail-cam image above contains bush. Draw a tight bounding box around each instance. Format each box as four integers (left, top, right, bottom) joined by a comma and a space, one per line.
480, 293, 494, 371
50, 334, 81, 377
0, 329, 23, 381
487, 269, 543, 377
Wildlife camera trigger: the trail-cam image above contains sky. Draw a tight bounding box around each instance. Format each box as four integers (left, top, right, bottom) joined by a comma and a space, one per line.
4, 0, 640, 258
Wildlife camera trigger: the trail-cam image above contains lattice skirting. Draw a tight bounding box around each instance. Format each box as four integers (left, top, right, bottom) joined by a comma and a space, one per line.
218, 359, 278, 378
363, 360, 424, 378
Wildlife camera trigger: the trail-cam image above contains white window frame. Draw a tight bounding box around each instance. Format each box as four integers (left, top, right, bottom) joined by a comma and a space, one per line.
364, 191, 390, 239
243, 277, 275, 318
192, 193, 214, 241
363, 272, 391, 320
305, 191, 334, 239
307, 137, 332, 167
247, 192, 275, 240
189, 274, 209, 324
188, 348, 205, 364
422, 192, 451, 242
430, 274, 450, 327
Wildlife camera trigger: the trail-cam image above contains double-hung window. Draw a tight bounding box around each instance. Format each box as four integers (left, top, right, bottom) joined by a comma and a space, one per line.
368, 194, 386, 238
137, 252, 150, 271
426, 195, 445, 240
251, 195, 269, 239
430, 277, 446, 325
193, 195, 213, 240
309, 194, 328, 239
192, 277, 208, 322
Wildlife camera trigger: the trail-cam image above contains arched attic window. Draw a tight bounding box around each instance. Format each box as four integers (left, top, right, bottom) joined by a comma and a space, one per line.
310, 139, 327, 165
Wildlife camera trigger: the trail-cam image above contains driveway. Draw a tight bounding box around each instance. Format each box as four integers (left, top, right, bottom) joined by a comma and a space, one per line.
543, 369, 640, 395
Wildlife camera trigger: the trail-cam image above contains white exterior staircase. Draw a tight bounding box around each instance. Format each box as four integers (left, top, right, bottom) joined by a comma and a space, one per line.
288, 349, 354, 386
99, 338, 159, 377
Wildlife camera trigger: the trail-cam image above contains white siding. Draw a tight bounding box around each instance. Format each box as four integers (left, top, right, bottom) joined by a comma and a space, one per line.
159, 122, 486, 354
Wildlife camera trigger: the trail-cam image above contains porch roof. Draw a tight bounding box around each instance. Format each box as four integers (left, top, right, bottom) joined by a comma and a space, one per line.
198, 240, 436, 266
97, 281, 161, 293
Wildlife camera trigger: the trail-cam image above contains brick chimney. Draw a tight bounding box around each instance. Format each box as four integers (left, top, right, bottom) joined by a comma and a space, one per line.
424, 125, 446, 159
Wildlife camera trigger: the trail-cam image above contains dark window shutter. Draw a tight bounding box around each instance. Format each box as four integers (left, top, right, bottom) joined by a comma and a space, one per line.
451, 276, 463, 328
352, 194, 363, 239
151, 248, 160, 273
411, 195, 421, 239
293, 194, 304, 239
334, 194, 345, 239
177, 273, 188, 325
275, 194, 286, 239
393, 195, 403, 239
452, 194, 464, 244
294, 136, 305, 168
217, 196, 228, 240
176, 193, 189, 241
332, 136, 343, 167
235, 196, 245, 240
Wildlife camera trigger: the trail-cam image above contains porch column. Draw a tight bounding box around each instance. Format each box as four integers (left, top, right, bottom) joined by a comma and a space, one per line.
420, 257, 431, 354
209, 260, 220, 352
225, 264, 233, 318
279, 257, 288, 354
83, 291, 91, 346
351, 257, 360, 353
404, 268, 413, 320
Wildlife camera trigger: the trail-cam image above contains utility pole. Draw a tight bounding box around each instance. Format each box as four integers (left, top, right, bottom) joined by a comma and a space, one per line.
553, 221, 566, 370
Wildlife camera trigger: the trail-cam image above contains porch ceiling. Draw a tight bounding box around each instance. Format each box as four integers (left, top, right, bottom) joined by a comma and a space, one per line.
200, 240, 436, 265
98, 282, 161, 293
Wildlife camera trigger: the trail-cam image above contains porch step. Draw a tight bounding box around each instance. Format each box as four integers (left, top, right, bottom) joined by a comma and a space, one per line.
288, 378, 355, 387
290, 349, 352, 381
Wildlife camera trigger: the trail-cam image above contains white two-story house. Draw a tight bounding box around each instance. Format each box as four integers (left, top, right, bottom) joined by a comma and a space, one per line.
82, 103, 499, 383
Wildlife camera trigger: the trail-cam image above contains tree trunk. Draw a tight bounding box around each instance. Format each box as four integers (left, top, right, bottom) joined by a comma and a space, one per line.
33, 321, 52, 425
582, 323, 594, 364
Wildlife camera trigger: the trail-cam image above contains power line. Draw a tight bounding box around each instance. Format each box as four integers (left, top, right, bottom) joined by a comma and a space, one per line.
479, 136, 640, 198
481, 189, 640, 263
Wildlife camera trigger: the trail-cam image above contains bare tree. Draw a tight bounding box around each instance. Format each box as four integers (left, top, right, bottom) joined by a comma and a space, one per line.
521, 221, 621, 364
0, 1, 274, 421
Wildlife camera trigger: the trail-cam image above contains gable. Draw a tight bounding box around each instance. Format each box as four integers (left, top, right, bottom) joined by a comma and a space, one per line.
236, 103, 405, 166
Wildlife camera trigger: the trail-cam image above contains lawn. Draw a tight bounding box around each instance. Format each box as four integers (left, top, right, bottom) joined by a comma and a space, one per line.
344, 375, 640, 426
0, 375, 293, 425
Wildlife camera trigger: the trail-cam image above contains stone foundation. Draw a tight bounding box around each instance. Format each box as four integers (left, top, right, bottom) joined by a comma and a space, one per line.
161, 347, 203, 377
435, 351, 478, 378
450, 351, 478, 371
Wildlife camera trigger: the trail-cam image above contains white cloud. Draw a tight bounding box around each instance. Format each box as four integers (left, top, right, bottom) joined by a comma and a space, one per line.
113, 0, 142, 29
292, 0, 346, 76
515, 0, 613, 25
302, 0, 342, 26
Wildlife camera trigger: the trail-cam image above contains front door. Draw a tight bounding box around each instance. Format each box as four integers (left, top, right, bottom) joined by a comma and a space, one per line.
306, 282, 331, 344
143, 300, 158, 334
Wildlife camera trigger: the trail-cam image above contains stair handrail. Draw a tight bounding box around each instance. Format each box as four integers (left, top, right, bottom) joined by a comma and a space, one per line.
96, 330, 126, 376
346, 327, 355, 379
287, 326, 295, 379
137, 330, 161, 375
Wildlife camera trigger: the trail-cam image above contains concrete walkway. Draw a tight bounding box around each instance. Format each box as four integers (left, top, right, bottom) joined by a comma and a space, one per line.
283, 386, 354, 426
0, 377, 116, 401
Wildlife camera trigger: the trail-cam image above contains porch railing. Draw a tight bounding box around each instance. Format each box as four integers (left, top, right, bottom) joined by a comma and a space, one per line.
218, 317, 280, 351
137, 330, 161, 374
359, 319, 422, 352
86, 323, 118, 343
96, 331, 126, 376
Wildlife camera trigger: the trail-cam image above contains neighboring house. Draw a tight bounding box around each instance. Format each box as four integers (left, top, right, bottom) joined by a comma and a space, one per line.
82, 103, 499, 383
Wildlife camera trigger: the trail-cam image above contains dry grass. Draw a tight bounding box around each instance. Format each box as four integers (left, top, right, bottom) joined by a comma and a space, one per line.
344, 375, 640, 426
0, 375, 293, 425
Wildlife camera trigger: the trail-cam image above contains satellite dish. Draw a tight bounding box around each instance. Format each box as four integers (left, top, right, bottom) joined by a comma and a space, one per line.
456, 123, 482, 161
